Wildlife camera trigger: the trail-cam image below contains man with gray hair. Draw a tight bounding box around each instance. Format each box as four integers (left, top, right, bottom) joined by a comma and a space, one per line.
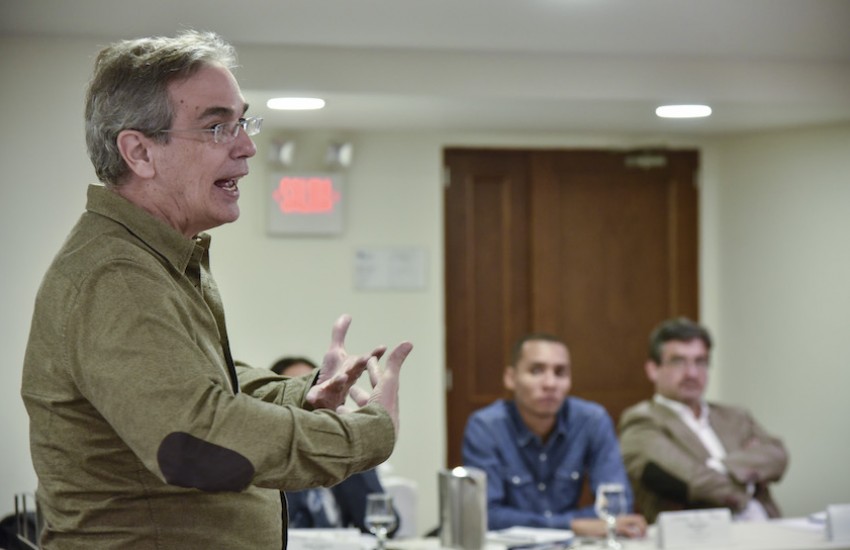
618, 317, 787, 524
22, 30, 412, 549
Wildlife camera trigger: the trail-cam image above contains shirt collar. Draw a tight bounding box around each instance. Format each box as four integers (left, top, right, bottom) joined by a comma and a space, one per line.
507, 399, 570, 446
654, 393, 709, 424
85, 184, 205, 275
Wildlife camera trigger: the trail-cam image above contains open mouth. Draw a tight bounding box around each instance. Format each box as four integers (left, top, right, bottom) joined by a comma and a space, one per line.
215, 178, 238, 190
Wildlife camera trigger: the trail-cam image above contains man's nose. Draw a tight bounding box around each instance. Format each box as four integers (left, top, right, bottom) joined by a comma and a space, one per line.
232, 127, 257, 158
682, 362, 703, 375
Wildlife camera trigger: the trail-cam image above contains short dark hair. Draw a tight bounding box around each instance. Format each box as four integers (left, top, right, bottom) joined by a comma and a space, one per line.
511, 333, 566, 365
648, 317, 713, 363
270, 356, 319, 376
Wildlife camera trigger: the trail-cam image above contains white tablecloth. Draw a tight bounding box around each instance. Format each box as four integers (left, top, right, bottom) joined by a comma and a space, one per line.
386, 517, 850, 550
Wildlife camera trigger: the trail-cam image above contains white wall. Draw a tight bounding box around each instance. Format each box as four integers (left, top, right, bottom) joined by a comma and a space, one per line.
2, 35, 848, 532
0, 36, 93, 519
708, 125, 850, 516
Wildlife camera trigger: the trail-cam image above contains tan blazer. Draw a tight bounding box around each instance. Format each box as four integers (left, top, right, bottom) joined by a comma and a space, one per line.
618, 399, 788, 524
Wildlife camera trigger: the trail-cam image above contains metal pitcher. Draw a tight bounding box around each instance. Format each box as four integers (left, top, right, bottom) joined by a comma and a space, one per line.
438, 466, 487, 550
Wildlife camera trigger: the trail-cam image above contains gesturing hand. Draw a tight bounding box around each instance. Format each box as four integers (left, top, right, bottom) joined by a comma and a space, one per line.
305, 314, 386, 411
344, 340, 413, 435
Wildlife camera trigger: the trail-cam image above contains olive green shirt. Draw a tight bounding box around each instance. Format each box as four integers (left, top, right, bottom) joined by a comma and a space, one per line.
22, 184, 395, 549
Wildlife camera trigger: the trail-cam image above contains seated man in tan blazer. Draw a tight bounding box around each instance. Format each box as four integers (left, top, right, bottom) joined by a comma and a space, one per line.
618, 317, 788, 524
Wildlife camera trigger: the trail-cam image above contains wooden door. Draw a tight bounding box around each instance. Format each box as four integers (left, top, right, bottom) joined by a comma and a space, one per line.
443, 148, 699, 469
444, 150, 532, 470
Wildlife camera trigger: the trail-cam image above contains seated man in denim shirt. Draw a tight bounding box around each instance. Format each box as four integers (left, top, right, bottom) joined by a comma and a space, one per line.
462, 333, 646, 538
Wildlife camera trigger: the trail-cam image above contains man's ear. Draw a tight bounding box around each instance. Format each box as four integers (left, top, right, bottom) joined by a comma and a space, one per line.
645, 360, 659, 383
503, 365, 516, 391
116, 129, 156, 179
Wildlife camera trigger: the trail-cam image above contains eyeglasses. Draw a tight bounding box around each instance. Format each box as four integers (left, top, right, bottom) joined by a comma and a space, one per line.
661, 357, 710, 370
159, 116, 263, 144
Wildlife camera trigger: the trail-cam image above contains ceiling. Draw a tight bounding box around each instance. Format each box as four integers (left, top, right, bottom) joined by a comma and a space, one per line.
3, 0, 850, 135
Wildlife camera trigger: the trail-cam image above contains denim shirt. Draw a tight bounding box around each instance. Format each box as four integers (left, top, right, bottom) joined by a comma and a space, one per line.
462, 398, 633, 530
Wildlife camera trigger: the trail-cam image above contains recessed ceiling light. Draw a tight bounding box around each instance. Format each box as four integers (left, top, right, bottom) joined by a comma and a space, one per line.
267, 97, 326, 110
655, 104, 712, 118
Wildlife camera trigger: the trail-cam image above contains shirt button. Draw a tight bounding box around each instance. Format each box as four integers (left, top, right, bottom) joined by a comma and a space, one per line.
512, 476, 521, 485
539, 453, 547, 462
571, 471, 580, 480
538, 483, 546, 491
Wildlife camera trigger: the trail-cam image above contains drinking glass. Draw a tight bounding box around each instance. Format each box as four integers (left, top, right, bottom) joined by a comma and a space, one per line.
594, 483, 627, 549
365, 493, 396, 550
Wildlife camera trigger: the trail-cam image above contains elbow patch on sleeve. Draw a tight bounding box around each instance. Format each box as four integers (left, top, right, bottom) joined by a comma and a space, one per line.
641, 462, 688, 502
157, 432, 254, 492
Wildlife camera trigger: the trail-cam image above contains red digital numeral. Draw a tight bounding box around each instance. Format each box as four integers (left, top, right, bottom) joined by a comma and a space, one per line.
272, 177, 340, 214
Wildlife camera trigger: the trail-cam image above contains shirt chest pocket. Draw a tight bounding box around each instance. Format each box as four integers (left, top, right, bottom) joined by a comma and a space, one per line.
553, 467, 585, 505
503, 467, 584, 507
503, 471, 537, 505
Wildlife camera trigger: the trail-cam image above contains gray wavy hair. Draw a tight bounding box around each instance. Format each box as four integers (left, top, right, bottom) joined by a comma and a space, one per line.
84, 30, 238, 185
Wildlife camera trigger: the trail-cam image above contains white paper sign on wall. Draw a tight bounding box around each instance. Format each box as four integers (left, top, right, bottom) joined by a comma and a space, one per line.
354, 247, 427, 291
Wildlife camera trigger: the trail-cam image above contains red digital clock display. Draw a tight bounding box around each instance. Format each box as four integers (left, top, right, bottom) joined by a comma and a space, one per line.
272, 176, 341, 214
267, 173, 345, 235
